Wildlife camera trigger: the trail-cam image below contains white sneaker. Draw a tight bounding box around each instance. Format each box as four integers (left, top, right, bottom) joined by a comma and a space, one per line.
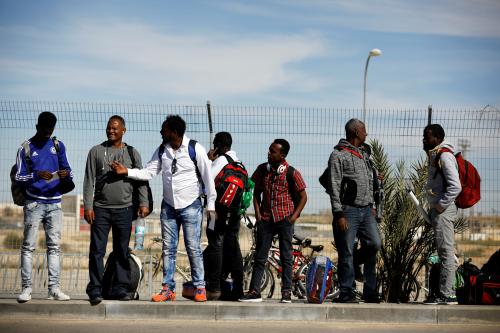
17, 287, 32, 303
48, 288, 70, 301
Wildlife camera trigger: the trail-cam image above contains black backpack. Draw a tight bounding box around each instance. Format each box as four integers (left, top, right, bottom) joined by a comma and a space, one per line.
214, 154, 249, 211
456, 260, 481, 304
102, 249, 144, 300
126, 145, 154, 220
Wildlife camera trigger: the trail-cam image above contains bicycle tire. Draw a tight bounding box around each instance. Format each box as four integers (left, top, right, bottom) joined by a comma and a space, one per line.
293, 263, 308, 299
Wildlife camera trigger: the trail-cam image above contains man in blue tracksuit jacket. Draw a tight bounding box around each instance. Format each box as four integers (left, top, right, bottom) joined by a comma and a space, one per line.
15, 111, 73, 303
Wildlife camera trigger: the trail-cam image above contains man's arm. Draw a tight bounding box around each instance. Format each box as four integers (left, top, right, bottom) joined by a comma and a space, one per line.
83, 149, 96, 224
55, 140, 73, 179
289, 190, 307, 223
328, 152, 348, 231
133, 148, 150, 217
194, 143, 216, 211
251, 165, 264, 221
113, 146, 161, 181
14, 144, 37, 185
436, 152, 462, 212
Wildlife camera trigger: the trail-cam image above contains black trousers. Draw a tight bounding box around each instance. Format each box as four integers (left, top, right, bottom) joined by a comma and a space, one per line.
203, 205, 243, 297
86, 206, 133, 298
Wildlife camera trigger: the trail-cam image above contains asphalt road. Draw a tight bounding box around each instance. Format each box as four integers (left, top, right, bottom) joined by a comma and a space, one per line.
1, 319, 499, 333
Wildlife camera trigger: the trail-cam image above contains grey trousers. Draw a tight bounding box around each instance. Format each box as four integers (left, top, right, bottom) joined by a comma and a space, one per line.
430, 204, 458, 297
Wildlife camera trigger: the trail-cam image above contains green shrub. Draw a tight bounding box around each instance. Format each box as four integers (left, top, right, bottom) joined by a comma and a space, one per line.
3, 232, 23, 249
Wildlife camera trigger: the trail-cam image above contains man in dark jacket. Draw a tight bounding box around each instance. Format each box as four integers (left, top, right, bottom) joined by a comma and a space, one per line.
328, 118, 381, 303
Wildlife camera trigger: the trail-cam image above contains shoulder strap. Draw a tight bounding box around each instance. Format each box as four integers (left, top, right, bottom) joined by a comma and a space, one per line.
223, 153, 234, 164
157, 144, 165, 171
21, 141, 31, 173
126, 145, 137, 168
337, 146, 363, 159
188, 139, 201, 177
286, 165, 296, 192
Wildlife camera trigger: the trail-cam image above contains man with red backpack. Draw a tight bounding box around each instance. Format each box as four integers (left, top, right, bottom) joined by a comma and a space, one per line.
423, 124, 462, 305
203, 132, 246, 301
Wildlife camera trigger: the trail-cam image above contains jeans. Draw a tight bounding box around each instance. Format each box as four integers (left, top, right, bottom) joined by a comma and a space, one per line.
332, 205, 381, 299
86, 206, 133, 298
203, 205, 243, 296
430, 204, 458, 298
160, 198, 204, 291
21, 200, 62, 290
249, 217, 294, 293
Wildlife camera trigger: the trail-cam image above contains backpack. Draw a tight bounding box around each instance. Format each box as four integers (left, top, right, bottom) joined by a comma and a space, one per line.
481, 250, 500, 277
318, 146, 365, 195
214, 154, 249, 212
126, 145, 154, 220
102, 249, 144, 300
305, 255, 334, 304
436, 148, 481, 209
456, 260, 481, 304
10, 137, 74, 206
286, 165, 301, 209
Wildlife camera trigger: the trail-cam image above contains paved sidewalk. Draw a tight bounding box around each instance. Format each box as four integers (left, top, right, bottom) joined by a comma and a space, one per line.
1, 298, 499, 324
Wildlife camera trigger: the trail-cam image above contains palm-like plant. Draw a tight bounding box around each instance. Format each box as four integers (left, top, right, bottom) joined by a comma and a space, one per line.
370, 140, 468, 302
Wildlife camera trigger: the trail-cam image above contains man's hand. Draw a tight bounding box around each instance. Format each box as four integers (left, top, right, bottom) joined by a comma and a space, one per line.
57, 170, 69, 179
37, 170, 53, 180
111, 161, 128, 175
84, 209, 95, 225
138, 206, 150, 218
207, 210, 217, 222
207, 149, 218, 161
334, 216, 348, 232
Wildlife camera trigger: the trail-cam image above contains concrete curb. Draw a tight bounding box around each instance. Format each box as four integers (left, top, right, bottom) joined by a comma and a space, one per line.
1, 299, 499, 324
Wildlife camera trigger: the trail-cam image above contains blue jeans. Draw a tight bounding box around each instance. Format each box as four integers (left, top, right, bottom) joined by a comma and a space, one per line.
160, 198, 204, 291
21, 200, 62, 290
86, 206, 133, 298
332, 205, 381, 299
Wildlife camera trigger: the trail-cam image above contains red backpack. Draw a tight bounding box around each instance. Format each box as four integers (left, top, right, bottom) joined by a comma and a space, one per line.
437, 148, 481, 209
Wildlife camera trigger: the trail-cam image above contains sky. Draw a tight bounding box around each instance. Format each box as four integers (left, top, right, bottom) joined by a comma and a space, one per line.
1, 0, 500, 109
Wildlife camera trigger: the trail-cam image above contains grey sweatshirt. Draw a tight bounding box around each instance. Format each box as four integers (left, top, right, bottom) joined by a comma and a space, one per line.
83, 142, 148, 210
426, 141, 461, 211
327, 139, 374, 214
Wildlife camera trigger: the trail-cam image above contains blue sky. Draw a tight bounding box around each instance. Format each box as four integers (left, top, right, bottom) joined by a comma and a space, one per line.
1, 0, 499, 109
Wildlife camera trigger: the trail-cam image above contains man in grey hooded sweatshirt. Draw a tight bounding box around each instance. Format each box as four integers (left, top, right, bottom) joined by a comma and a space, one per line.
422, 124, 461, 305
328, 118, 381, 303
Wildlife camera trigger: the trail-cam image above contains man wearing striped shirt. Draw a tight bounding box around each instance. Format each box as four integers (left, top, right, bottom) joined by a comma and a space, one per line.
239, 139, 307, 303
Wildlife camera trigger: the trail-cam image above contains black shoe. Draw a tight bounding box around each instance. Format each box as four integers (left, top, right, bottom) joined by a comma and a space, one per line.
280, 290, 292, 303
119, 294, 132, 301
238, 290, 262, 302
337, 294, 359, 303
89, 296, 103, 306
423, 296, 439, 305
206, 290, 221, 301
363, 295, 381, 304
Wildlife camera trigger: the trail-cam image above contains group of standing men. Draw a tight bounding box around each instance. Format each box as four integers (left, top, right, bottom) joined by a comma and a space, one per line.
14, 111, 461, 306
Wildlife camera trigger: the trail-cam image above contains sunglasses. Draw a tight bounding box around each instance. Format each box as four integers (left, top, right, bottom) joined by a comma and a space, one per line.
171, 158, 177, 174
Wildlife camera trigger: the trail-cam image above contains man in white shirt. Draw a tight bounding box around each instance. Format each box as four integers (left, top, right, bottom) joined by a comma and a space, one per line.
112, 115, 216, 302
203, 132, 244, 301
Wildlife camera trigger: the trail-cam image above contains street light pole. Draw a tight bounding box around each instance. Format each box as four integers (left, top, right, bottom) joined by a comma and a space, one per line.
363, 48, 382, 123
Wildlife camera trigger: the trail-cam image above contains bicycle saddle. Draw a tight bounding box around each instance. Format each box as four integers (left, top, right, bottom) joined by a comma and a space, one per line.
310, 244, 324, 252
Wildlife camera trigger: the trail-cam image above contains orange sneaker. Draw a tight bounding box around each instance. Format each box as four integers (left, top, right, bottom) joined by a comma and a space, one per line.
151, 287, 176, 302
194, 288, 207, 302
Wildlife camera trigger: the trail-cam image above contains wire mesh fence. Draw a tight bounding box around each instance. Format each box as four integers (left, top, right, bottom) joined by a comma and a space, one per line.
0, 101, 499, 296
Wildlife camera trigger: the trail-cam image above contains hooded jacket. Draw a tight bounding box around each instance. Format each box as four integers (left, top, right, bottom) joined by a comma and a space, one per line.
426, 141, 461, 211
327, 139, 374, 214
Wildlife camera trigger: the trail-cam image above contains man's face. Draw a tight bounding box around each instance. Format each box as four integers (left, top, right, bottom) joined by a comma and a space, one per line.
106, 119, 125, 143
267, 143, 284, 165
422, 129, 439, 152
36, 125, 54, 139
160, 123, 179, 144
356, 124, 368, 144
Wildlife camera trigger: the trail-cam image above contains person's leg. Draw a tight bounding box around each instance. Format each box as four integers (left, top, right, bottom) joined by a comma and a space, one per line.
222, 212, 244, 299
431, 205, 458, 298
332, 205, 360, 300
110, 206, 133, 297
180, 198, 205, 289
356, 206, 381, 300
276, 218, 294, 293
86, 207, 112, 299
160, 201, 181, 292
43, 202, 64, 293
203, 205, 226, 293
19, 200, 43, 297
248, 220, 274, 294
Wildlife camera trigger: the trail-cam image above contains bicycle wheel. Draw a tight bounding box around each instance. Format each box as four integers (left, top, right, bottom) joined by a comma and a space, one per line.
262, 264, 275, 299
293, 263, 308, 299
406, 275, 421, 302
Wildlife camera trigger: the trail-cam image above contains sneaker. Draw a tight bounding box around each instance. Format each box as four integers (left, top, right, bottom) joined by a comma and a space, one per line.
48, 288, 70, 301
89, 296, 103, 306
119, 293, 132, 301
280, 290, 292, 303
151, 286, 176, 302
238, 290, 262, 302
423, 296, 439, 305
17, 287, 32, 303
337, 293, 359, 303
194, 288, 207, 302
439, 295, 458, 305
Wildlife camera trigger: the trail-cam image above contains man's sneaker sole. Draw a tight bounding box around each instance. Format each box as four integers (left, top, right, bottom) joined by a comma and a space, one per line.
17, 296, 31, 303
280, 299, 292, 303
238, 298, 262, 302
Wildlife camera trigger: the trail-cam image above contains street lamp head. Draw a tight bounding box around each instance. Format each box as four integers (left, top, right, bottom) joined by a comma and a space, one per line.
369, 48, 382, 57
